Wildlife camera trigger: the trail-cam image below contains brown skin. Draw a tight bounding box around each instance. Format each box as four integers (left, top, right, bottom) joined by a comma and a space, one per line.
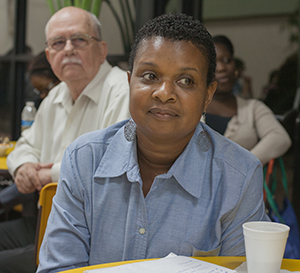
128, 37, 217, 196
206, 43, 237, 118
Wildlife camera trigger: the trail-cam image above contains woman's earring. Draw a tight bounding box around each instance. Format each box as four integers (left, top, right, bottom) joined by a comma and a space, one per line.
198, 126, 211, 152
124, 118, 136, 142
201, 112, 206, 123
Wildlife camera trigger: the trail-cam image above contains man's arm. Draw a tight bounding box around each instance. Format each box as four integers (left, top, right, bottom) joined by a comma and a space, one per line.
7, 100, 55, 193
6, 99, 47, 177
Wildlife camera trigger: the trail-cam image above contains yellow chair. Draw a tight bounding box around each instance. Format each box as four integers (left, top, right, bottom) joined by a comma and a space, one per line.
35, 182, 57, 266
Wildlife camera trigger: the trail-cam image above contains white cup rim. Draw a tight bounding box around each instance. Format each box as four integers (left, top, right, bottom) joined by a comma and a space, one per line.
243, 221, 290, 239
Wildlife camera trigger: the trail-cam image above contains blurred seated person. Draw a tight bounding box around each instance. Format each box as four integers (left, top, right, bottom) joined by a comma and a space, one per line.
37, 13, 269, 273
0, 6, 130, 273
232, 57, 253, 99
28, 51, 60, 107
0, 45, 33, 107
205, 35, 291, 165
263, 53, 298, 115
260, 69, 279, 101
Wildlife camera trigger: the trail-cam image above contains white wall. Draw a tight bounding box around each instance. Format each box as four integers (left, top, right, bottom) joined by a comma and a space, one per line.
0, 1, 15, 54
27, 0, 52, 55
100, 1, 130, 56
205, 16, 298, 98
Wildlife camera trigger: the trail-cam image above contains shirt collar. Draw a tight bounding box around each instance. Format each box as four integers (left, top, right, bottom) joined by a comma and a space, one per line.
95, 121, 140, 179
52, 82, 73, 114
53, 60, 112, 106
79, 60, 112, 104
95, 122, 211, 198
166, 123, 211, 198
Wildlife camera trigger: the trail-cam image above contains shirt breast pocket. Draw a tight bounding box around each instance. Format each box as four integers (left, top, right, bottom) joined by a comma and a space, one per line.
180, 242, 221, 257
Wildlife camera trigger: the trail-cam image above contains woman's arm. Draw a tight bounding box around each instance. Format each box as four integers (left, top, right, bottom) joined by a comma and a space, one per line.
250, 100, 291, 165
37, 147, 90, 273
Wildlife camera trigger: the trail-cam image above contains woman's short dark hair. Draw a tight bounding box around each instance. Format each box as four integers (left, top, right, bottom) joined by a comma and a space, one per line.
212, 35, 234, 56
128, 13, 216, 86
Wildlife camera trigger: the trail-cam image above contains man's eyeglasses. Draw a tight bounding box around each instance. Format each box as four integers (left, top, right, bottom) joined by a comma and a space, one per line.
46, 33, 100, 51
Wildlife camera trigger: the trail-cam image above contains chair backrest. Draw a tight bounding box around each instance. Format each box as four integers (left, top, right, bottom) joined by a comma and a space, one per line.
35, 182, 58, 266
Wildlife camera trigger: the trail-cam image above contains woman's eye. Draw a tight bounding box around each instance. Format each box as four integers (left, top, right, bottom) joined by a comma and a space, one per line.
143, 73, 157, 81
222, 58, 232, 64
178, 78, 193, 86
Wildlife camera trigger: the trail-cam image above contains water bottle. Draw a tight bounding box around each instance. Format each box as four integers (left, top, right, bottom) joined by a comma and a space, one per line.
21, 101, 36, 132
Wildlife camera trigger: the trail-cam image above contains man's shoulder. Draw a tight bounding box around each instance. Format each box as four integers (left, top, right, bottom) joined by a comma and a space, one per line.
105, 65, 128, 87
42, 81, 68, 103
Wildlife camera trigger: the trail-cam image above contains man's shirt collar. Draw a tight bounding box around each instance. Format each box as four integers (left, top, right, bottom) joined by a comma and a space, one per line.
53, 60, 112, 106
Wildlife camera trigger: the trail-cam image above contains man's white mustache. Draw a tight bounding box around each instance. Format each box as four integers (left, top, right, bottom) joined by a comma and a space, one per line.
62, 57, 82, 65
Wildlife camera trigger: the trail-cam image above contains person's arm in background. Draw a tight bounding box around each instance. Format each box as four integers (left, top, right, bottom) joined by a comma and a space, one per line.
250, 100, 291, 165
7, 99, 53, 193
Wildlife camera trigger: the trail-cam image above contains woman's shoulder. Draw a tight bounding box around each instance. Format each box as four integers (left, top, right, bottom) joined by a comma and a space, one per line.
236, 95, 269, 109
67, 120, 128, 155
236, 96, 273, 119
205, 124, 261, 173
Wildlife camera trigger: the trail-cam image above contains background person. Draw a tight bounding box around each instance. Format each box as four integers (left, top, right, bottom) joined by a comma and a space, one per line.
0, 7, 130, 273
37, 13, 268, 273
262, 53, 298, 116
205, 35, 291, 165
232, 57, 253, 99
28, 51, 60, 107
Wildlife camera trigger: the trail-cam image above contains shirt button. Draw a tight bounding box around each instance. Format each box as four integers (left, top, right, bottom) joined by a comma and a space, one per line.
139, 228, 146, 235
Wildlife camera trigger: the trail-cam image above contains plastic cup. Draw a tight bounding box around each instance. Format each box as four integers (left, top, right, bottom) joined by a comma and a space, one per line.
243, 221, 290, 273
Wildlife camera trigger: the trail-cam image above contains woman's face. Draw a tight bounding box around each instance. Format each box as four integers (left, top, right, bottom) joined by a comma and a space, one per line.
128, 37, 217, 143
30, 75, 57, 100
214, 43, 236, 94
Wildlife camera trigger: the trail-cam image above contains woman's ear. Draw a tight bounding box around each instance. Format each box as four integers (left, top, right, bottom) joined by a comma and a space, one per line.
203, 81, 218, 112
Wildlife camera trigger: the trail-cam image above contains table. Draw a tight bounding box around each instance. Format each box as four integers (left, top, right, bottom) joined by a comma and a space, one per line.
0, 141, 23, 213
0, 141, 15, 178
59, 256, 300, 272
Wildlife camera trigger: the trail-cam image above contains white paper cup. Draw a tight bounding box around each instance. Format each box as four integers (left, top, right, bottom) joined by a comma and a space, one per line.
243, 221, 290, 273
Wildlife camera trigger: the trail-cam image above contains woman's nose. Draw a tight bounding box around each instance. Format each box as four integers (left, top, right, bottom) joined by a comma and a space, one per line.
152, 81, 176, 103
216, 61, 226, 72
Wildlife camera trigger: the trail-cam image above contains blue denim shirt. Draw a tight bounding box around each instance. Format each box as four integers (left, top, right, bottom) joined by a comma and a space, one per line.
37, 120, 268, 273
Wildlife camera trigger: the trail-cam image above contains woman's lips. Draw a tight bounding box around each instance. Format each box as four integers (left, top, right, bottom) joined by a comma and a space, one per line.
149, 108, 178, 119
217, 76, 230, 84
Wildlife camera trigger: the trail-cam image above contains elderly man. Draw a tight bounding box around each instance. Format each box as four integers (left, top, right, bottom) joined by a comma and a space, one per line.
0, 6, 130, 273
